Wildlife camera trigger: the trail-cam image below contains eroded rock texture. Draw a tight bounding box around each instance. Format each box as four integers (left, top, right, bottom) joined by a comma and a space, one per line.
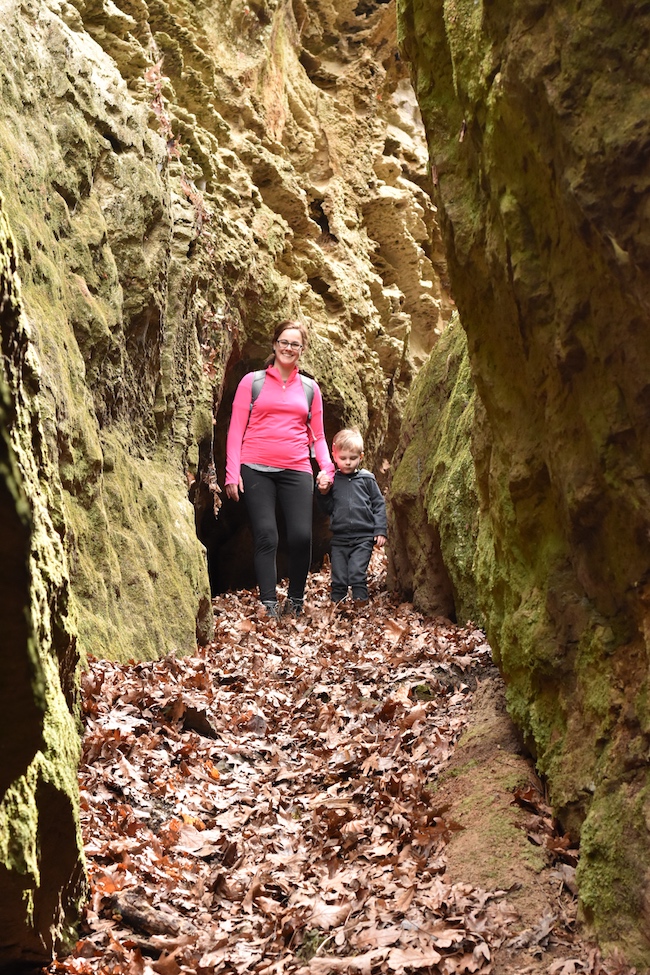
1, 0, 216, 660
0, 200, 86, 970
388, 315, 479, 623
1, 0, 450, 960
396, 0, 650, 961
0, 0, 447, 650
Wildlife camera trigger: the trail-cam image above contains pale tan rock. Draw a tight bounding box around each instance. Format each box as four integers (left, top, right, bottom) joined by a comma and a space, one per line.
0, 0, 449, 742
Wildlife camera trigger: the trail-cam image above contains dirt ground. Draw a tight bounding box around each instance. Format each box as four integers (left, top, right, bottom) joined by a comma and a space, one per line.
431, 668, 594, 975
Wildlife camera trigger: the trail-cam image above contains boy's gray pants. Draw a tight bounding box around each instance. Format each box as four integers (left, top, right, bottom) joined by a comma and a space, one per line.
330, 536, 375, 601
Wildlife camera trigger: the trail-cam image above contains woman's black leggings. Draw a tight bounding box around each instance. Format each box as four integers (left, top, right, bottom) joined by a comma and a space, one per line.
241, 465, 314, 602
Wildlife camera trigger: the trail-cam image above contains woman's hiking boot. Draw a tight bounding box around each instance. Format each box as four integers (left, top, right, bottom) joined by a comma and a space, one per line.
282, 597, 304, 617
261, 600, 280, 619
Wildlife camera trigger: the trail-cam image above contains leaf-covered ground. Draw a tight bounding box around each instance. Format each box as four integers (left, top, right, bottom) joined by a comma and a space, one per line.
47, 555, 635, 975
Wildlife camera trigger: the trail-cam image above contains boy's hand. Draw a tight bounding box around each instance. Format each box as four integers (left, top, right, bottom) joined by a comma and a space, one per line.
374, 535, 387, 548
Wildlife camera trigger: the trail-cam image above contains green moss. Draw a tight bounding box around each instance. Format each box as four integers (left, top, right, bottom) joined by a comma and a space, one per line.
0, 32, 213, 663
0, 199, 87, 954
0, 653, 83, 881
298, 929, 331, 961
455, 790, 547, 875
389, 316, 481, 621
0, 772, 40, 879
502, 770, 532, 792
425, 398, 477, 588
443, 0, 491, 104
577, 789, 649, 960
635, 681, 650, 734
433, 758, 480, 784
64, 428, 210, 664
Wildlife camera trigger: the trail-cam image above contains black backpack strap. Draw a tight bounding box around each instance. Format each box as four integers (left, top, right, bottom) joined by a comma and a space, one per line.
250, 369, 266, 412
248, 370, 316, 454
299, 375, 315, 421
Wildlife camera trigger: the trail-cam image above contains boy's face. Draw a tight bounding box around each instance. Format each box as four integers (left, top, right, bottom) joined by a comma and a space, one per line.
334, 447, 363, 475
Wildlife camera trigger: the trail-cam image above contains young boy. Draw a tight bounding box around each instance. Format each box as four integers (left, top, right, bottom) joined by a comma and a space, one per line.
316, 428, 387, 603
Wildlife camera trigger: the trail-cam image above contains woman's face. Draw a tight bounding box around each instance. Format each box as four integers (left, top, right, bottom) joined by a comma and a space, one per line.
273, 327, 304, 369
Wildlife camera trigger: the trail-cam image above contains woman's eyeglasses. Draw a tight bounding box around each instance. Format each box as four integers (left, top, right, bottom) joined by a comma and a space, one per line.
276, 340, 302, 351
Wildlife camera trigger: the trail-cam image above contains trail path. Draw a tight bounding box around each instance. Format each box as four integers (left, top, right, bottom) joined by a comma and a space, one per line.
48, 555, 631, 975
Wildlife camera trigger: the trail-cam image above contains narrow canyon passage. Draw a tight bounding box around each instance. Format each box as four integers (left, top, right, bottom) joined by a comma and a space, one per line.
1, 0, 648, 966
46, 556, 621, 975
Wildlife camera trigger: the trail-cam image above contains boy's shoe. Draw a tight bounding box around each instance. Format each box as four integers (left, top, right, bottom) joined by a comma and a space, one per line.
282, 597, 304, 617
261, 600, 280, 619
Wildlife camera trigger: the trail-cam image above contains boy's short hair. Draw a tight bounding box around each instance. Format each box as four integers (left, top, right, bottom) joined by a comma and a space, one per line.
332, 427, 364, 454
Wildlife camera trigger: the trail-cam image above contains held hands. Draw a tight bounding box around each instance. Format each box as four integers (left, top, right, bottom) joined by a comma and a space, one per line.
316, 471, 332, 494
374, 535, 387, 549
225, 478, 244, 502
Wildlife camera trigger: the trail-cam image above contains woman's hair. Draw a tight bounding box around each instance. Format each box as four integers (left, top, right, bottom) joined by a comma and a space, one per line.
264, 320, 309, 367
272, 319, 309, 349
332, 427, 364, 454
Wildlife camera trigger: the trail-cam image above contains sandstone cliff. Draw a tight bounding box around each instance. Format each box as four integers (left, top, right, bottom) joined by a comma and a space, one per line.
1, 0, 216, 662
395, 0, 650, 962
0, 200, 86, 970
388, 313, 479, 624
0, 0, 445, 655
0, 0, 448, 963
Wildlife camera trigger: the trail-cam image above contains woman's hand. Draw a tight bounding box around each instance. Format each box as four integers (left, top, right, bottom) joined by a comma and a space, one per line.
316, 471, 332, 494
374, 535, 387, 549
225, 478, 244, 502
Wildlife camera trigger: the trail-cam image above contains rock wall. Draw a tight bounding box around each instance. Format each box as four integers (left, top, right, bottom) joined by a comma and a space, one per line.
395, 0, 650, 962
1, 0, 216, 660
0, 0, 448, 647
1, 0, 450, 961
0, 200, 86, 969
388, 314, 479, 624
188, 0, 452, 589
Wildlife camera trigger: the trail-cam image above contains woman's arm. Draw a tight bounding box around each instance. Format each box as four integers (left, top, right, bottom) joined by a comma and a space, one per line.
225, 373, 255, 498
310, 383, 335, 481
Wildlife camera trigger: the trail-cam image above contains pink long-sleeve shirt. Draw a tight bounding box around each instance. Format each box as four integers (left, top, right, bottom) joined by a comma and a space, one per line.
225, 366, 335, 485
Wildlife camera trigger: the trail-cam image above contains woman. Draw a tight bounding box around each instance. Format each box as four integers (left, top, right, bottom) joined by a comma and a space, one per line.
225, 321, 334, 618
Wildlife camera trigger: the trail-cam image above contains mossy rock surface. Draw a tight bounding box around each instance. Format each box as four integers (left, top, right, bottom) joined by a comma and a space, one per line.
397, 0, 650, 961
388, 316, 480, 625
0, 0, 450, 962
0, 198, 86, 968
0, 0, 215, 660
